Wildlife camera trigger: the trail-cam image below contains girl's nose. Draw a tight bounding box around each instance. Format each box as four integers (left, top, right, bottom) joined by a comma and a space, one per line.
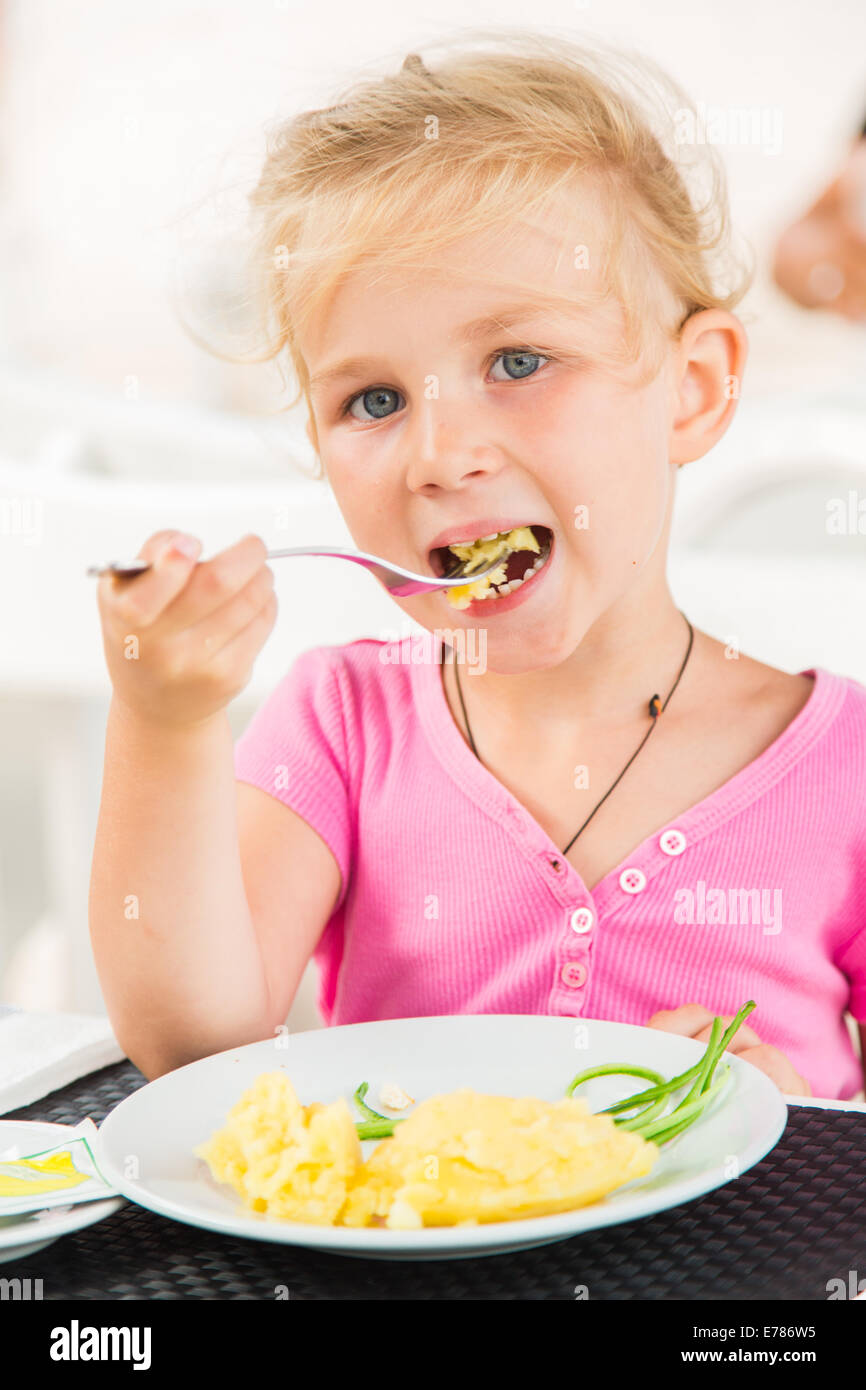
403, 403, 507, 493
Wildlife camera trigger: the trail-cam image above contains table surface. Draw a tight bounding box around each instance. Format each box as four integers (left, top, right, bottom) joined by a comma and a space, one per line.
4, 1060, 866, 1299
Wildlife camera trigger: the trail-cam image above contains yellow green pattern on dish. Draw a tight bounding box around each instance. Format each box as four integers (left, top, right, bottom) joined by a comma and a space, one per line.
0, 1149, 91, 1197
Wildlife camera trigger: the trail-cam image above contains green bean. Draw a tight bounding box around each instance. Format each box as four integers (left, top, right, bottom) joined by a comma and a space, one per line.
568, 999, 756, 1147
352, 1000, 758, 1147
614, 1092, 671, 1131
352, 1081, 404, 1140
633, 1065, 732, 1143
565, 1062, 686, 1131
598, 1061, 705, 1115
635, 1001, 749, 1144
352, 1081, 389, 1123
703, 1001, 757, 1091
679, 1016, 724, 1110
355, 1117, 401, 1141
627, 1000, 756, 1143
565, 1063, 667, 1098
564, 1064, 674, 1132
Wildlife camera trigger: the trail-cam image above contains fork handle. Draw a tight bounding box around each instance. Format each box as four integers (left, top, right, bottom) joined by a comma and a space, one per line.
86, 547, 346, 579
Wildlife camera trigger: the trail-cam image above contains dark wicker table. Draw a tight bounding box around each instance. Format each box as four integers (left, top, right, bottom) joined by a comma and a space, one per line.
4, 1060, 866, 1300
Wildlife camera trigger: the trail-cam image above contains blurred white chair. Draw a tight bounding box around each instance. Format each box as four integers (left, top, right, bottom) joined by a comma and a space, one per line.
284, 960, 325, 1033
672, 394, 866, 555
669, 392, 866, 685
1, 910, 71, 1012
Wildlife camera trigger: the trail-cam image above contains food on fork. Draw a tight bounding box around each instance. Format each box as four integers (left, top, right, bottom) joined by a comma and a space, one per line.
442, 525, 547, 609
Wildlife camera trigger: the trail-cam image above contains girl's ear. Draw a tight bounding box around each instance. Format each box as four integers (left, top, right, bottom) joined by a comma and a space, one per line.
668, 309, 748, 468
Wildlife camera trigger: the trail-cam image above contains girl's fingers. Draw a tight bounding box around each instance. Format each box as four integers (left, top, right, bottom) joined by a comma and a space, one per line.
645, 1005, 809, 1095
693, 1019, 763, 1052
645, 1004, 762, 1051
158, 533, 268, 634
99, 530, 202, 631
645, 1003, 716, 1036
739, 1045, 811, 1097
185, 564, 276, 657
201, 591, 279, 690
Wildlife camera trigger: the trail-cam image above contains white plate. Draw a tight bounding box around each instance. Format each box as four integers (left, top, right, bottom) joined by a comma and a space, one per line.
97, 1014, 788, 1261
0, 1121, 125, 1264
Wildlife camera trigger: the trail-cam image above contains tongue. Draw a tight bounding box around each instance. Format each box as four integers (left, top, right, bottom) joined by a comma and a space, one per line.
502, 549, 537, 585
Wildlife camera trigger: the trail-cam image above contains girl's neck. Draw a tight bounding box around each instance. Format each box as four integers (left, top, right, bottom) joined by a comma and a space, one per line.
448, 599, 698, 736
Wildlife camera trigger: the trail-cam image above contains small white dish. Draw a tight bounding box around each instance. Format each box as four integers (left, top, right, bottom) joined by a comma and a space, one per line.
97, 1014, 788, 1261
0, 1121, 125, 1264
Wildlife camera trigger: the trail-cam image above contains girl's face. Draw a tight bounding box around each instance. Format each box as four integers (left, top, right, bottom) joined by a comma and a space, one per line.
303, 186, 685, 673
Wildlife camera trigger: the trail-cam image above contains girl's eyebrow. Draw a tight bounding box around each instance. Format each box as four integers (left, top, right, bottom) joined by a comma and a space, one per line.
308, 303, 560, 394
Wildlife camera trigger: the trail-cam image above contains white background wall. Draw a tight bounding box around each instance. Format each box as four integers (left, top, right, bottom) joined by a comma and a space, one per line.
1, 0, 865, 408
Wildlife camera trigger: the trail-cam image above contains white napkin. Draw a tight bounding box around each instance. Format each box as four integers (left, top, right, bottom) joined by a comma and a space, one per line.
0, 1005, 126, 1117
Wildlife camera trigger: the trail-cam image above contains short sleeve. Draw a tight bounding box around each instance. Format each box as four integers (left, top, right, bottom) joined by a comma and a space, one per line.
233, 646, 352, 914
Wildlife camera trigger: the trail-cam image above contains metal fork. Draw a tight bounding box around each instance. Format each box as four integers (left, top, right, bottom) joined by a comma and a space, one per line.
85, 543, 514, 598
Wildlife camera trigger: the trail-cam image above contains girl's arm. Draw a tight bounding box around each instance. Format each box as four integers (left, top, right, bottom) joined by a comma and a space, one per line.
235, 779, 342, 1037
89, 528, 283, 1077
89, 701, 275, 1079
90, 705, 342, 1081
89, 528, 341, 1079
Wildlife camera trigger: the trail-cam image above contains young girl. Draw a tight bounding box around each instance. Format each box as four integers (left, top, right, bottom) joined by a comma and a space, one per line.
89, 30, 866, 1102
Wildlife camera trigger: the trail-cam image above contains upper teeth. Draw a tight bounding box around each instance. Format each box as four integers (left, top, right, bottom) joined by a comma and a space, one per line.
449, 529, 513, 546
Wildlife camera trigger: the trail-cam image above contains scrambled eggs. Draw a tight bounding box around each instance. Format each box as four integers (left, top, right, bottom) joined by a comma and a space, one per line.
194, 1072, 361, 1225
195, 1073, 658, 1230
445, 526, 540, 609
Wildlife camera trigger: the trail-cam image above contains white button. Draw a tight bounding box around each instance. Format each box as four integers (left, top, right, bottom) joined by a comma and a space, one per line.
619, 867, 647, 894
659, 828, 687, 856
570, 906, 595, 933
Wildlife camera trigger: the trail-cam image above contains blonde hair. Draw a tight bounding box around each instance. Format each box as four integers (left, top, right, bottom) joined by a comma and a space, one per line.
241, 27, 754, 470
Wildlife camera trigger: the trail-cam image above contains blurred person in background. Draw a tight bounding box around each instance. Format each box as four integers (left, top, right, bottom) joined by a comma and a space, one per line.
773, 111, 866, 321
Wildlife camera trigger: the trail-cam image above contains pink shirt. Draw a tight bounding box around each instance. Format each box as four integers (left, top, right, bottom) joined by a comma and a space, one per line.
233, 636, 866, 1101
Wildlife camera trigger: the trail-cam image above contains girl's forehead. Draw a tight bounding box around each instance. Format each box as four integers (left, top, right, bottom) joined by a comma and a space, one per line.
304, 193, 618, 358
382, 184, 611, 290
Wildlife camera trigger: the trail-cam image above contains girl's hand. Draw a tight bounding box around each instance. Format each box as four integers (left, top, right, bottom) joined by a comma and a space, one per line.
96, 529, 277, 729
645, 1003, 812, 1097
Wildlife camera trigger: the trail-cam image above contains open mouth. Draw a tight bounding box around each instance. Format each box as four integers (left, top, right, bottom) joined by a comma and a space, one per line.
431, 524, 554, 609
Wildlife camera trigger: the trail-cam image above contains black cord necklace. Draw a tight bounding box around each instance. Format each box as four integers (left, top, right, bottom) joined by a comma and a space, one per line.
442, 611, 694, 856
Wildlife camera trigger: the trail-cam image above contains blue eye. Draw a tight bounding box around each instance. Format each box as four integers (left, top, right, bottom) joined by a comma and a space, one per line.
489, 350, 547, 381
346, 386, 402, 422
341, 348, 549, 421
